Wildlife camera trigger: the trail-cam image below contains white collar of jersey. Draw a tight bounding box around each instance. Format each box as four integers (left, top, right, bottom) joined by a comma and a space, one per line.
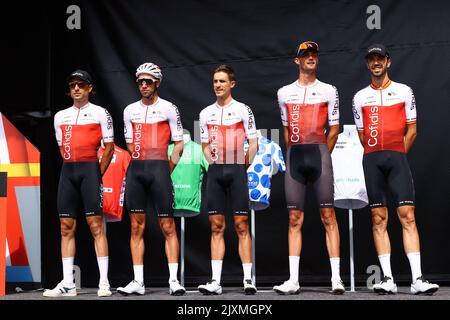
215, 99, 235, 109
71, 102, 90, 110
139, 97, 159, 108
295, 79, 319, 89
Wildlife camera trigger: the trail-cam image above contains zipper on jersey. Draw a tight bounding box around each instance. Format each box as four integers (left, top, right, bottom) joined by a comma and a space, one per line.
75, 107, 81, 124
144, 105, 149, 124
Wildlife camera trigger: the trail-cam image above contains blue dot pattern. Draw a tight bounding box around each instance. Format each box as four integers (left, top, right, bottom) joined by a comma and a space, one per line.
250, 189, 261, 200
247, 172, 259, 189
246, 136, 286, 211
254, 164, 263, 173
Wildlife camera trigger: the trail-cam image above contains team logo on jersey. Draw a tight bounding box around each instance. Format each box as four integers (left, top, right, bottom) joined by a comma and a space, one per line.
245, 105, 254, 129
247, 172, 259, 189
132, 123, 143, 159
367, 106, 379, 147
104, 109, 113, 130
352, 99, 360, 119
288, 104, 301, 143
332, 86, 339, 116
174, 106, 182, 131
209, 125, 220, 162
410, 89, 416, 110
62, 125, 73, 160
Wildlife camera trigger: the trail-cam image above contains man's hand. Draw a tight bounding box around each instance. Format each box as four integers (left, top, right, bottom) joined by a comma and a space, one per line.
169, 140, 183, 173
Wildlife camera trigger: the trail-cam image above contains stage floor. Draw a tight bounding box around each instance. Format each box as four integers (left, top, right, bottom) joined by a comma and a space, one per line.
1, 286, 449, 300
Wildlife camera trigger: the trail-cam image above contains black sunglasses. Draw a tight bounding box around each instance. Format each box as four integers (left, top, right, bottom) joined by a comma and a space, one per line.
136, 78, 157, 86
68, 81, 89, 89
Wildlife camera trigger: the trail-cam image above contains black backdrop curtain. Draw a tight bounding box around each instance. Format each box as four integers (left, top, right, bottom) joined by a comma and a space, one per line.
2, 0, 449, 287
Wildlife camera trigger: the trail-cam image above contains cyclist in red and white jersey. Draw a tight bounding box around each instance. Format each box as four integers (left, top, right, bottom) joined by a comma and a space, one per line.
44, 70, 114, 298
274, 41, 345, 295
198, 64, 258, 295
117, 63, 185, 296
352, 44, 438, 295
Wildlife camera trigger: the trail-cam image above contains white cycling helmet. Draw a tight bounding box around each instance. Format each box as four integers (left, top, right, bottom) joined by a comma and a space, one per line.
135, 62, 163, 82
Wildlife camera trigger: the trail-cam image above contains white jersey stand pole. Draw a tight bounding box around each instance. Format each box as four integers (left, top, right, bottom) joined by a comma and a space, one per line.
180, 216, 185, 287
251, 209, 256, 285
349, 209, 355, 292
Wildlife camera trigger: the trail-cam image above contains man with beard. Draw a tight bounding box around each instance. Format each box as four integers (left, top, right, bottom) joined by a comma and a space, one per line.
352, 44, 439, 295
117, 63, 185, 296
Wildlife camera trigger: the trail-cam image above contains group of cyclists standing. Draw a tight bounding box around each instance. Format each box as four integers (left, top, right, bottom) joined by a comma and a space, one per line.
43, 41, 439, 298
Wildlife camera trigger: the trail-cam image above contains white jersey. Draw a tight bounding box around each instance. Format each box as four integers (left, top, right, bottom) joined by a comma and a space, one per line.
352, 80, 416, 154
278, 79, 339, 145
54, 102, 114, 162
246, 133, 285, 211
331, 125, 368, 209
123, 97, 183, 160
199, 99, 257, 164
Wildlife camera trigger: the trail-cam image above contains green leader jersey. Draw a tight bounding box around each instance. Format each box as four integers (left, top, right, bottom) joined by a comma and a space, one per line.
168, 140, 208, 213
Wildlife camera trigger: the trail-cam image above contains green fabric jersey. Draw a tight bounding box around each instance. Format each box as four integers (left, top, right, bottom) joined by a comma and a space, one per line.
168, 140, 208, 213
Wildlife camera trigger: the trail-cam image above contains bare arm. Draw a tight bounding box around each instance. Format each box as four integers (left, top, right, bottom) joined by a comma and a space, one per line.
326, 124, 340, 153
357, 131, 364, 146
404, 123, 417, 153
99, 142, 114, 175
202, 143, 212, 164
169, 140, 184, 173
126, 143, 134, 155
283, 126, 289, 149
246, 138, 258, 167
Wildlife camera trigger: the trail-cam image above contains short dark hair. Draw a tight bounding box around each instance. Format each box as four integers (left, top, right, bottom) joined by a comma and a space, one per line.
213, 64, 235, 82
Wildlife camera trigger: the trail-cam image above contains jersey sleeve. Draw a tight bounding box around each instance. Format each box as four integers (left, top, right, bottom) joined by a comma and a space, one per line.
277, 88, 288, 127
168, 104, 183, 141
242, 104, 257, 139
99, 107, 114, 143
199, 109, 209, 143
54, 111, 62, 146
123, 105, 133, 144
327, 85, 340, 126
272, 142, 286, 173
404, 85, 417, 124
352, 93, 364, 131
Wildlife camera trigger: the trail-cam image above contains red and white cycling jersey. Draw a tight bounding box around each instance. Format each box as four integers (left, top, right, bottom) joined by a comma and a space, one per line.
54, 103, 114, 162
200, 99, 257, 164
278, 79, 339, 146
124, 98, 183, 160
98, 145, 131, 222
352, 80, 416, 154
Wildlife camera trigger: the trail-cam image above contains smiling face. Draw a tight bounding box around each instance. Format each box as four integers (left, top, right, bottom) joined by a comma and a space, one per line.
213, 71, 235, 100
295, 50, 319, 73
366, 53, 391, 78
